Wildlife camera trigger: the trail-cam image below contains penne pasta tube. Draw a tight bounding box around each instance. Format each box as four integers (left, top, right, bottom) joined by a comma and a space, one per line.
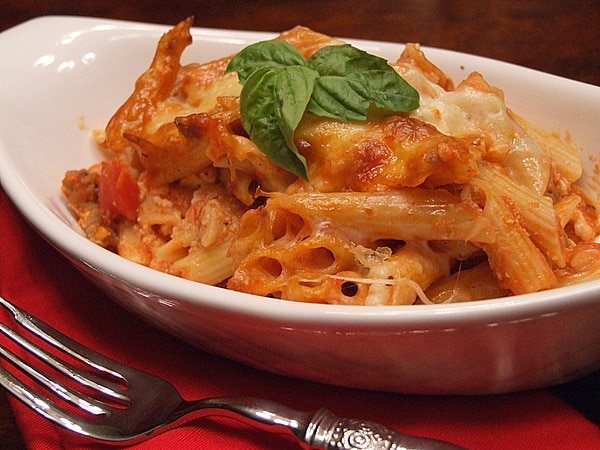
264, 189, 496, 245
510, 112, 582, 183
171, 245, 236, 285
473, 181, 557, 294
476, 163, 566, 267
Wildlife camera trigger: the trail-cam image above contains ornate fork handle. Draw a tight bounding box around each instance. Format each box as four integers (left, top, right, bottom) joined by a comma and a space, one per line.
305, 408, 460, 449
190, 398, 464, 450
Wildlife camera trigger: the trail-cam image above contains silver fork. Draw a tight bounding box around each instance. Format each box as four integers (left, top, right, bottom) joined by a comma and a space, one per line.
0, 296, 463, 449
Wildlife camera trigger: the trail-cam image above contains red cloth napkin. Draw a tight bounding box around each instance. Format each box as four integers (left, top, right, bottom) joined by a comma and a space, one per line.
1, 187, 599, 449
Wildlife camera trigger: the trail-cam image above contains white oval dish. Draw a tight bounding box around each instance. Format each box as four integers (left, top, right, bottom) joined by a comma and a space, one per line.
1, 16, 599, 394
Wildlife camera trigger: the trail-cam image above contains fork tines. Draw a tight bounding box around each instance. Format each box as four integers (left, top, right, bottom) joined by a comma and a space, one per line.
0, 296, 128, 428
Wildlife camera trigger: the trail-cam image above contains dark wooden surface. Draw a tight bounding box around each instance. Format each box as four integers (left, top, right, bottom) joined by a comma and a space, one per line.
3, 0, 599, 86
1, 1, 599, 447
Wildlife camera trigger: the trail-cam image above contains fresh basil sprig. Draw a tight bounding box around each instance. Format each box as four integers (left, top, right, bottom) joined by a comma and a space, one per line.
226, 40, 419, 180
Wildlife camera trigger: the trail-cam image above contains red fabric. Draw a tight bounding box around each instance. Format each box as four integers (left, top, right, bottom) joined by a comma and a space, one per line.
1, 187, 599, 450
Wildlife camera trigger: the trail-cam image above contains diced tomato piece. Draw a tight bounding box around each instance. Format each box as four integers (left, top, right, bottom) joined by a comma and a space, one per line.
98, 158, 140, 220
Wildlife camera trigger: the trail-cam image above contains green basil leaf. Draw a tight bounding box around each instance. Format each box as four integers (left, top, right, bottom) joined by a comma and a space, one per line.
276, 65, 319, 151
308, 44, 381, 75
362, 68, 421, 112
240, 66, 317, 180
226, 40, 307, 84
307, 43, 419, 120
308, 76, 371, 122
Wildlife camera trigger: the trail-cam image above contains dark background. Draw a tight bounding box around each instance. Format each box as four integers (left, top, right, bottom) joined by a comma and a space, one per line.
2, 0, 599, 85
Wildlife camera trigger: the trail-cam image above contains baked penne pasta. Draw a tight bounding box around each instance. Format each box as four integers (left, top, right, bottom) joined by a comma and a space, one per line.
62, 18, 600, 305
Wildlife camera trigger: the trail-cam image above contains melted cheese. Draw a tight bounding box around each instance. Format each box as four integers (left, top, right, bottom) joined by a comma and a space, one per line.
296, 114, 480, 192
398, 64, 551, 194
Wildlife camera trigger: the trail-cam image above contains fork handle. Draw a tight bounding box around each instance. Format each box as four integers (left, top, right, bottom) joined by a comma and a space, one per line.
304, 408, 464, 450
198, 398, 464, 450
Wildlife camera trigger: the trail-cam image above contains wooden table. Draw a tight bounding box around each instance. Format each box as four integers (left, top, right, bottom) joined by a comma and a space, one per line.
1, 1, 599, 447
3, 0, 599, 86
